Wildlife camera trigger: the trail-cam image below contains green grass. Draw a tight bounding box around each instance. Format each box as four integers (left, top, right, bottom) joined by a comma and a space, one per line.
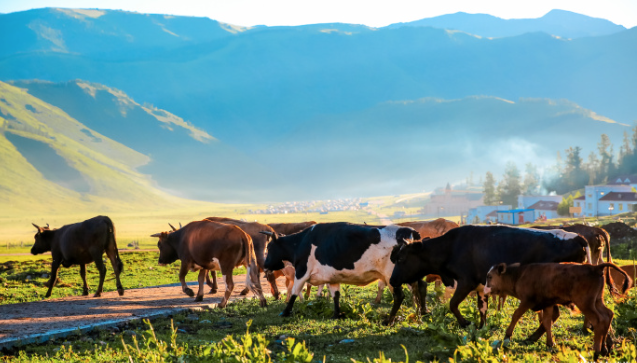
3, 279, 636, 362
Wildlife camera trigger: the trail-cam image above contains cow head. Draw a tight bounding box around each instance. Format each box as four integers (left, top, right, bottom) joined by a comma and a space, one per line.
151, 231, 179, 265
389, 241, 426, 287
396, 227, 421, 243
483, 263, 518, 296
31, 223, 53, 255
261, 231, 286, 272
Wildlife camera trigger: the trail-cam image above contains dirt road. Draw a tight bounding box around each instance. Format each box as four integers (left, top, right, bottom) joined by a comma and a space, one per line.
0, 274, 285, 349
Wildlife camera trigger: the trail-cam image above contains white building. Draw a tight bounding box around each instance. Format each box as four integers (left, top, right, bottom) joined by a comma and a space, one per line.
517, 195, 563, 209
574, 184, 634, 217
527, 200, 560, 220
467, 205, 512, 224
597, 192, 637, 216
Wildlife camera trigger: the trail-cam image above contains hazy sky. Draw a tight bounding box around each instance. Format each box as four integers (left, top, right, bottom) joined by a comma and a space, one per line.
1, 0, 636, 28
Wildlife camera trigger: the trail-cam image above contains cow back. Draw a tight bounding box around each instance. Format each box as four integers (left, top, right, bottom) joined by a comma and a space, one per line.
398, 218, 459, 240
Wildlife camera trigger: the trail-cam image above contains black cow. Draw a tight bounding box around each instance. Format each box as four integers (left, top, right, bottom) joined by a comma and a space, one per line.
389, 225, 590, 327
31, 216, 124, 298
263, 222, 421, 319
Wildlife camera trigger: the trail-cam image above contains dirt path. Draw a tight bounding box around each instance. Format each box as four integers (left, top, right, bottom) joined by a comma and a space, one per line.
0, 274, 286, 349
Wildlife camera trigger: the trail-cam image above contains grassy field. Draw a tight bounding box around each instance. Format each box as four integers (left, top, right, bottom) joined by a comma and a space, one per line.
1, 252, 636, 362
2, 271, 636, 362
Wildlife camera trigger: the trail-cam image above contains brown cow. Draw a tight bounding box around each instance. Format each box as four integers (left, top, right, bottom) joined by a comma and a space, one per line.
31, 216, 124, 298
204, 217, 282, 299
268, 221, 317, 236
152, 220, 266, 307
484, 262, 631, 360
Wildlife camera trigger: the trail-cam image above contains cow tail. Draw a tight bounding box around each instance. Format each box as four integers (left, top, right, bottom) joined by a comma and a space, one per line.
242, 231, 258, 288
597, 263, 631, 296
599, 230, 613, 293
106, 217, 123, 272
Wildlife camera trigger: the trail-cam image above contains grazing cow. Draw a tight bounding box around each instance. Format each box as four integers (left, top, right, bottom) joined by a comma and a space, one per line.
151, 220, 266, 307
610, 264, 636, 291
263, 222, 421, 318
268, 221, 317, 236
30, 216, 124, 298
483, 262, 631, 360
389, 225, 590, 327
204, 217, 281, 299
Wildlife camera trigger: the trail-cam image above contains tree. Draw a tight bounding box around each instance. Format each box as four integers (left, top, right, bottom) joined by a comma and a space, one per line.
483, 171, 498, 206
522, 162, 540, 195
563, 146, 588, 191
499, 162, 522, 208
597, 134, 616, 183
557, 192, 581, 216
585, 151, 600, 185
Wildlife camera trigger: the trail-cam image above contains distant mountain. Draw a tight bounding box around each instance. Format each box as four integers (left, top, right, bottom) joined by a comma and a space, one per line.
0, 80, 190, 215
255, 96, 628, 198
386, 9, 626, 39
8, 80, 293, 202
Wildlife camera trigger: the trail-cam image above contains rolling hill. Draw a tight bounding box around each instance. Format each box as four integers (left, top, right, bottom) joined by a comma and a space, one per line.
386, 9, 626, 39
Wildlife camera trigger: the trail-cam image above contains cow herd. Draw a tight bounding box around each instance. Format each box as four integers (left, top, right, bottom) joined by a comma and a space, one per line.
29, 216, 635, 360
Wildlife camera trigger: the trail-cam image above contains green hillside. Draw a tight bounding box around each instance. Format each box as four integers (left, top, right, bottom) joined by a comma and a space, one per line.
0, 81, 197, 216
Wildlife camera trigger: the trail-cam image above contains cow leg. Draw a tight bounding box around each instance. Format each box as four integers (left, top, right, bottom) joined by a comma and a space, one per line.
385, 285, 405, 325
541, 306, 556, 348
281, 276, 309, 317
504, 302, 532, 343
105, 245, 124, 296
526, 305, 560, 343
449, 283, 475, 328
595, 294, 614, 356
375, 280, 385, 304
79, 264, 89, 296
45, 259, 61, 298
329, 284, 343, 319
498, 295, 506, 311
245, 261, 267, 307
286, 277, 295, 302
413, 279, 430, 316
266, 271, 280, 301
93, 256, 107, 298
220, 273, 234, 308
476, 287, 489, 329
206, 271, 218, 294
179, 263, 195, 297
195, 269, 206, 302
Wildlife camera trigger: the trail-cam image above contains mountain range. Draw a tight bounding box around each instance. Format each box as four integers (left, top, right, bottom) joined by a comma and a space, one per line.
0, 8, 635, 204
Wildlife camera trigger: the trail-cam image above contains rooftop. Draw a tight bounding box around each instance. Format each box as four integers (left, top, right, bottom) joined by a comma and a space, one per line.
598, 192, 637, 202
527, 200, 559, 211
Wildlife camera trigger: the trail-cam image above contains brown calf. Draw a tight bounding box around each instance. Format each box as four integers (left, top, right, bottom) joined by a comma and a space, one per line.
152, 220, 266, 308
484, 262, 631, 360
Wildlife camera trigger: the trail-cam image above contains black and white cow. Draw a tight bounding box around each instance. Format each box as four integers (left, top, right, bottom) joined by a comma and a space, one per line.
262, 222, 421, 318
389, 225, 591, 327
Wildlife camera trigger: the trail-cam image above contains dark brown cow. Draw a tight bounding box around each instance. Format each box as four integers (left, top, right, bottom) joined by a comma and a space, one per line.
204, 217, 281, 299
268, 221, 317, 236
31, 216, 124, 298
151, 220, 266, 307
484, 262, 630, 361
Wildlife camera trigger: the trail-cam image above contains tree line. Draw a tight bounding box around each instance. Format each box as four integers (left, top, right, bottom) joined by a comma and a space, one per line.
481, 127, 637, 209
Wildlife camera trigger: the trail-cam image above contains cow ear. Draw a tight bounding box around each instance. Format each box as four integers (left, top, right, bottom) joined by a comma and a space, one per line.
497, 263, 507, 275
412, 231, 421, 241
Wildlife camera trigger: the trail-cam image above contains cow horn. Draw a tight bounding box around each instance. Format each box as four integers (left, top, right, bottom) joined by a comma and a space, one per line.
179, 222, 182, 229
150, 232, 163, 237
45, 223, 49, 228
259, 231, 274, 236
32, 223, 40, 230
168, 223, 177, 231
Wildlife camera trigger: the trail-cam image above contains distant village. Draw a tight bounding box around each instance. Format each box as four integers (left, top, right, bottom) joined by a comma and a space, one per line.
248, 198, 364, 215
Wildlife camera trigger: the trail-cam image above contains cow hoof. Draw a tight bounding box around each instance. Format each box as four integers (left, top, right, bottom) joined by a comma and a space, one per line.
194, 295, 203, 302
259, 299, 267, 307
117, 289, 125, 296
209, 288, 218, 294
239, 288, 249, 296
458, 320, 471, 328
185, 288, 195, 297
273, 293, 281, 301
82, 290, 89, 296
279, 311, 292, 317
331, 313, 345, 320
93, 292, 102, 298
382, 318, 395, 326
45, 293, 52, 298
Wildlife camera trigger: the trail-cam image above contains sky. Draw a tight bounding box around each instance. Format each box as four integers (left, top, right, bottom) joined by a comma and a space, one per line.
0, 0, 636, 28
